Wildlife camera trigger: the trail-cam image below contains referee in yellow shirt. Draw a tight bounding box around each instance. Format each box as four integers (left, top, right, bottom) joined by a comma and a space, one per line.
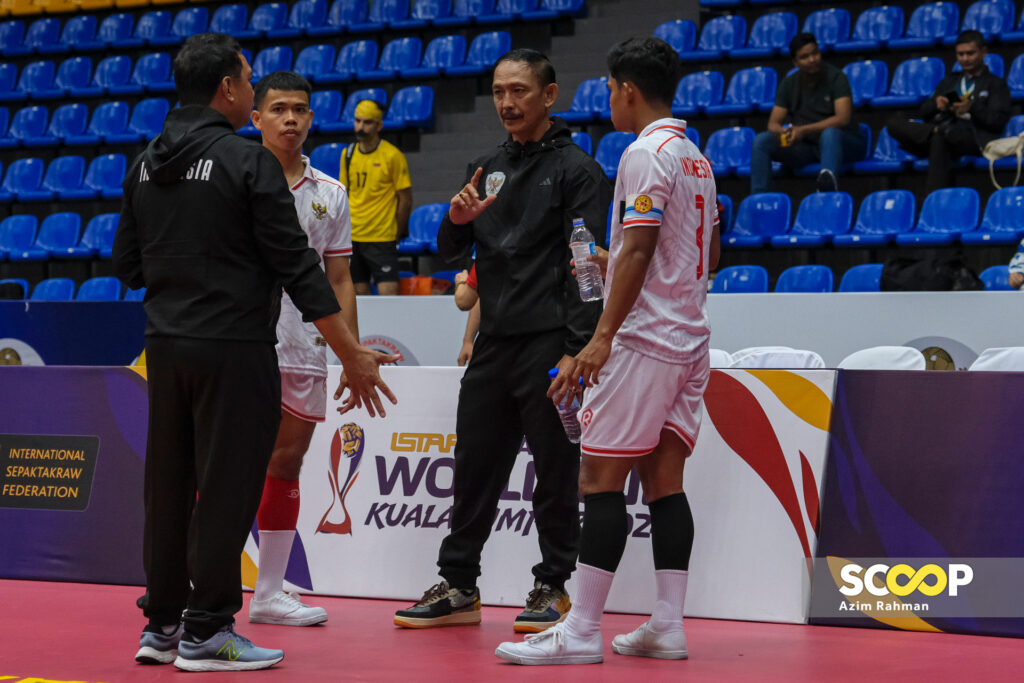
340, 100, 413, 296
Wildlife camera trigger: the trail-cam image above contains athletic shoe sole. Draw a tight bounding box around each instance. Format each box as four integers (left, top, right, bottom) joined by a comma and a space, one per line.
513, 611, 568, 633
494, 645, 602, 665
173, 654, 284, 672
249, 612, 328, 626
612, 642, 688, 660
393, 610, 481, 628
135, 646, 177, 664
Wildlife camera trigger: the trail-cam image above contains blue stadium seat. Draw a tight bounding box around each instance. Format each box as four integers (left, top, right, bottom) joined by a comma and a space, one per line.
479, 0, 538, 24
853, 127, 918, 174
398, 203, 447, 254
76, 276, 121, 301
309, 89, 342, 133
111, 97, 168, 143
8, 104, 55, 146
403, 34, 466, 79
1005, 55, 1024, 98
0, 107, 14, 148
383, 85, 434, 130
717, 194, 733, 232
0, 214, 45, 260
595, 131, 635, 179
447, 30, 510, 76
554, 77, 607, 123
360, 36, 421, 81
309, 142, 346, 178
771, 192, 853, 248
92, 55, 140, 96
731, 12, 798, 59
700, 0, 743, 7
703, 126, 754, 177
273, 0, 327, 38
81, 213, 118, 259
393, 0, 451, 29
0, 278, 30, 298
679, 15, 746, 61
351, 0, 407, 32
61, 15, 104, 52
435, 0, 493, 27
46, 103, 92, 145
952, 53, 1004, 78
654, 19, 697, 56
25, 17, 65, 54
685, 126, 700, 149
961, 187, 1024, 245
775, 265, 834, 293
979, 265, 1013, 290
295, 44, 335, 82
0, 19, 28, 57
100, 13, 144, 49
309, 0, 367, 36
710, 265, 770, 293
252, 45, 293, 82
672, 70, 724, 116
891, 2, 959, 49
801, 8, 850, 52
17, 60, 63, 99
248, 3, 289, 38
171, 7, 209, 43
339, 87, 387, 127
209, 5, 259, 41
843, 60, 888, 107
949, 0, 1016, 44
0, 161, 8, 201
124, 287, 147, 301
22, 155, 86, 201
1, 157, 44, 201
725, 193, 790, 247
31, 278, 76, 300
132, 52, 175, 92
33, 212, 83, 258
835, 6, 905, 53
706, 67, 776, 116
522, 0, 585, 21
82, 153, 127, 200
896, 187, 979, 245
71, 101, 131, 147
838, 263, 883, 292
571, 131, 592, 155
872, 57, 945, 108
135, 10, 175, 47
319, 39, 377, 83
834, 190, 915, 247
0, 63, 27, 102
1005, 7, 1024, 42
55, 56, 95, 97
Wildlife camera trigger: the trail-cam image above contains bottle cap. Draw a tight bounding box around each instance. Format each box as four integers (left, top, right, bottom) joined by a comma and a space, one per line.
548, 368, 585, 386
572, 217, 584, 228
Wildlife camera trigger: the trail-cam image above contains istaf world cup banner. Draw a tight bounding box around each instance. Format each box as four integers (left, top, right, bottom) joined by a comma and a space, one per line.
809, 370, 1024, 638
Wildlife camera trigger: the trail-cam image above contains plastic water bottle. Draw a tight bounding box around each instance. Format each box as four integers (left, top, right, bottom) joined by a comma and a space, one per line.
570, 217, 604, 302
548, 368, 582, 443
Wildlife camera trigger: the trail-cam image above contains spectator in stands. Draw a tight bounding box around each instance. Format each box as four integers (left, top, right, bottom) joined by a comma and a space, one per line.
750, 32, 865, 194
340, 100, 412, 296
887, 31, 1011, 193
1008, 239, 1024, 289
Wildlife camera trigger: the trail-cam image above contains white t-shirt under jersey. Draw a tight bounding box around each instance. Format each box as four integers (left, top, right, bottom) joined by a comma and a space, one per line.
606, 118, 717, 363
276, 156, 352, 377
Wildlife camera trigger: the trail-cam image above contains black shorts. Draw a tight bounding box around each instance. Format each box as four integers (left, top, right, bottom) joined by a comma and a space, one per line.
350, 241, 400, 284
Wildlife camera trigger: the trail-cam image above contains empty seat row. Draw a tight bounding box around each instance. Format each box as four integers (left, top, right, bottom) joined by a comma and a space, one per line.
0, 275, 137, 301
672, 1, 1024, 61
0, 212, 118, 262
711, 263, 1011, 294
0, 155, 126, 202
720, 186, 1024, 249
0, 54, 174, 102
0, 98, 169, 147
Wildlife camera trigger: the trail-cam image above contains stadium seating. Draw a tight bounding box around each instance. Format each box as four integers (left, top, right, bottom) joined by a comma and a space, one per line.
131, 52, 175, 92
403, 35, 466, 79
252, 45, 293, 82
7, 104, 54, 146
835, 6, 905, 52
731, 11, 797, 59
76, 276, 121, 301
703, 126, 754, 176
672, 70, 724, 116
25, 155, 88, 201
680, 15, 746, 61
309, 0, 364, 35
17, 60, 63, 99
338, 87, 387, 127
853, 127, 918, 174
447, 31, 510, 76
247, 3, 289, 39
979, 265, 1014, 290
0, 214, 45, 260
952, 52, 1004, 78
554, 77, 607, 123
294, 44, 335, 82
81, 213, 118, 259
725, 193, 791, 247
571, 131, 592, 155
114, 97, 168, 143
99, 13, 143, 49
60, 15, 104, 52
1, 156, 44, 201
351, 0, 407, 32
950, 0, 1016, 44
0, 19, 28, 56
833, 190, 915, 247
872, 57, 945, 108
210, 4, 259, 41
710, 265, 769, 293
310, 142, 346, 177
134, 10, 175, 47
383, 85, 434, 129
398, 203, 446, 254
93, 55, 140, 96
1006, 7, 1024, 42
771, 192, 853, 248
171, 7, 209, 43
705, 67, 776, 115
268, 0, 327, 38
896, 187, 980, 245
801, 8, 850, 52
774, 265, 834, 293
654, 19, 697, 56
0, 107, 13, 147
25, 17, 64, 54
685, 126, 700, 149
31, 211, 83, 258
310, 89, 343, 132
961, 187, 1024, 245
523, 0, 585, 21
0, 63, 26, 102
891, 2, 960, 49
595, 131, 635, 179
717, 194, 733, 232
0, 278, 30, 298
54, 56, 94, 96
360, 36, 421, 81
393, 0, 451, 29
842, 60, 889, 107
838, 263, 884, 292
435, 0, 491, 27
319, 39, 377, 83
30, 277, 75, 300
479, 0, 537, 25
124, 287, 147, 301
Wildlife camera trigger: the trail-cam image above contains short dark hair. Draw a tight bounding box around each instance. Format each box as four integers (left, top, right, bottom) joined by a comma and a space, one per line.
955, 30, 986, 49
495, 48, 556, 87
254, 71, 312, 109
789, 32, 818, 58
606, 36, 681, 107
174, 33, 244, 106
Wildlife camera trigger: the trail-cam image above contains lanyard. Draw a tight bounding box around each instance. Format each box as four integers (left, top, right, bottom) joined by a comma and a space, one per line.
959, 76, 976, 98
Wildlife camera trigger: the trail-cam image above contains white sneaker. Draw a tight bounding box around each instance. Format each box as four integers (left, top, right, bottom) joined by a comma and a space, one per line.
494, 622, 603, 665
249, 591, 328, 626
611, 621, 688, 660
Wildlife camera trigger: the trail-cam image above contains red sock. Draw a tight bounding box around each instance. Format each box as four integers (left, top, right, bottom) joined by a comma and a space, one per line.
257, 476, 300, 530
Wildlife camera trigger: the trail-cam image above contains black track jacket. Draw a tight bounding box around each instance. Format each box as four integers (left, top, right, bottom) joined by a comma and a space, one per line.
437, 118, 612, 356
113, 106, 340, 342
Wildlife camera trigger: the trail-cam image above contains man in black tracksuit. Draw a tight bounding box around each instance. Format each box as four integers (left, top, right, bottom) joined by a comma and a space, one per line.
114, 33, 395, 671
394, 49, 612, 633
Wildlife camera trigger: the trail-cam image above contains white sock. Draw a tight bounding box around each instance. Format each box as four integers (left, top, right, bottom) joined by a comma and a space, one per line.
649, 569, 688, 633
253, 529, 296, 602
563, 563, 615, 639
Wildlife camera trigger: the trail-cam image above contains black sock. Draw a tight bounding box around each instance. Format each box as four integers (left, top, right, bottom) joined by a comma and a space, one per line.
649, 492, 694, 571
578, 491, 628, 573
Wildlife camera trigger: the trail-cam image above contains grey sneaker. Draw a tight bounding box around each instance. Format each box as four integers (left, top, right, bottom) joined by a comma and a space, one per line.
393, 581, 481, 628
135, 624, 183, 664
514, 581, 571, 633
816, 168, 838, 192
173, 625, 284, 672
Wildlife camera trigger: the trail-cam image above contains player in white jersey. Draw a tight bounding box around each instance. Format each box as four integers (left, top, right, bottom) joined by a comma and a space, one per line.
248, 71, 359, 627
496, 37, 720, 665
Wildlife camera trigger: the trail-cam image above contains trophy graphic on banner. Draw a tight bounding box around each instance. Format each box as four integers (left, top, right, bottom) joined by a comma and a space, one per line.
316, 423, 364, 535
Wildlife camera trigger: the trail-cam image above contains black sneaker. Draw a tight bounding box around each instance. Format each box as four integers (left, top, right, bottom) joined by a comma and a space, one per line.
816, 168, 838, 192
513, 580, 571, 633
394, 581, 481, 628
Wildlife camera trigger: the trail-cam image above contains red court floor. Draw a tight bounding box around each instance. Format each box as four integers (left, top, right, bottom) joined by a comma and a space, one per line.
1, 579, 1022, 682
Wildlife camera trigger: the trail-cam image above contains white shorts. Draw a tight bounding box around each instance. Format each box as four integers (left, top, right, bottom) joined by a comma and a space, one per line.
281, 371, 328, 423
579, 342, 709, 458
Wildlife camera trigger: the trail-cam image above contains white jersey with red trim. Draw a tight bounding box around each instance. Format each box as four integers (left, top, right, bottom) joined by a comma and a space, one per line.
606, 118, 717, 363
276, 156, 352, 377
